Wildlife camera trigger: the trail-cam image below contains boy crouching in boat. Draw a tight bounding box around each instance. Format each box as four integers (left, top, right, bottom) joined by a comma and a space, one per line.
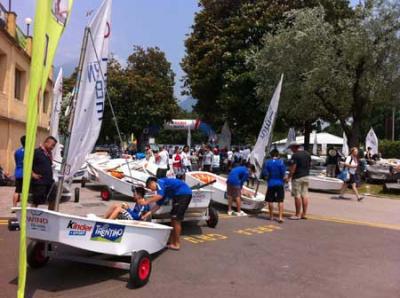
104, 187, 149, 220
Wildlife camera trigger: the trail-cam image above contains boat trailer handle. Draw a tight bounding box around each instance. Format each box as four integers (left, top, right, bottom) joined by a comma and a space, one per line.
191, 179, 217, 190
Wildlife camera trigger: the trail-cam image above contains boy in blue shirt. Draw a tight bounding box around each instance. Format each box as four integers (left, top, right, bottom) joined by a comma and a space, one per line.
104, 187, 149, 220
12, 136, 25, 211
262, 149, 287, 223
226, 164, 250, 216
140, 177, 192, 250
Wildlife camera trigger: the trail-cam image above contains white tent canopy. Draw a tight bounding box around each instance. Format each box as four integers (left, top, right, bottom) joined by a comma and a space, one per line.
274, 132, 343, 145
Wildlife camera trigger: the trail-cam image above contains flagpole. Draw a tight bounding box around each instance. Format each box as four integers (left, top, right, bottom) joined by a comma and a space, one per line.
54, 27, 90, 211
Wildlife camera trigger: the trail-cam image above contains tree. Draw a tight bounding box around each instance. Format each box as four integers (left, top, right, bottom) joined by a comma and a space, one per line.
253, 1, 400, 147
99, 47, 180, 149
181, 0, 353, 142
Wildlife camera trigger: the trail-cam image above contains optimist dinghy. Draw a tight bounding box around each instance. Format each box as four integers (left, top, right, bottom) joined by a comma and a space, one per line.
185, 171, 265, 211
308, 175, 344, 193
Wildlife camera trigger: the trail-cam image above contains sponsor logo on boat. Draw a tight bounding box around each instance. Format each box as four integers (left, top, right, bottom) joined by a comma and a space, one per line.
90, 222, 125, 243
66, 220, 92, 236
192, 191, 206, 203
27, 211, 48, 232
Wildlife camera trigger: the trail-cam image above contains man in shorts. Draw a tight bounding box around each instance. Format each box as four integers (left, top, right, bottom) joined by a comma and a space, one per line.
288, 141, 311, 220
140, 177, 192, 250
31, 136, 57, 209
104, 187, 149, 220
12, 136, 25, 211
226, 163, 250, 216
262, 149, 286, 223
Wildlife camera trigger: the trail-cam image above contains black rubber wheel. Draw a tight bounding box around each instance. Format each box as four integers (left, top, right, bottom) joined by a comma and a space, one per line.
81, 177, 86, 188
27, 241, 49, 268
206, 206, 219, 228
129, 250, 152, 288
8, 218, 20, 231
74, 187, 80, 203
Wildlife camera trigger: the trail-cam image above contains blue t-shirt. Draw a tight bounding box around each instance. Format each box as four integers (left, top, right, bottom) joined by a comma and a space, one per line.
156, 178, 192, 206
262, 158, 286, 187
127, 204, 150, 220
227, 166, 249, 187
14, 147, 24, 179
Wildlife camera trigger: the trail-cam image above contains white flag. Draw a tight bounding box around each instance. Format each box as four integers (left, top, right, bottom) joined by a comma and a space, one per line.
366, 127, 378, 155
50, 68, 63, 162
65, 0, 112, 179
218, 121, 232, 150
342, 132, 349, 156
312, 131, 318, 155
250, 74, 283, 176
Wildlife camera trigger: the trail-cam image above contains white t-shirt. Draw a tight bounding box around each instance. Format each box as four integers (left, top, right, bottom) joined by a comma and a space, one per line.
158, 150, 169, 169
202, 151, 213, 166
212, 154, 220, 168
181, 151, 191, 167
227, 150, 233, 161
345, 155, 358, 175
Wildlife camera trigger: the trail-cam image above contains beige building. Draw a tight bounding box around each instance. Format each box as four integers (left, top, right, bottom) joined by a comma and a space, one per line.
0, 6, 54, 174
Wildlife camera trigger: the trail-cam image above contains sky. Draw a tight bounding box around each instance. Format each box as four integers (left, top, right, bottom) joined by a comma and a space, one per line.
10, 0, 359, 102
11, 0, 199, 101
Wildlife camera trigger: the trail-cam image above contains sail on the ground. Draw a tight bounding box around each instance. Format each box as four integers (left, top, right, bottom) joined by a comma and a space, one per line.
50, 68, 63, 162
365, 127, 379, 155
250, 74, 284, 176
65, 0, 112, 180
18, 1, 73, 297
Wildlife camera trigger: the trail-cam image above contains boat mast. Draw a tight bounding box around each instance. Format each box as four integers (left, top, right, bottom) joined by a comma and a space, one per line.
54, 27, 90, 211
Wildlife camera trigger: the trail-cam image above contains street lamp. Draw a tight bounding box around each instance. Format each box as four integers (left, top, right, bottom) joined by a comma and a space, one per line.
24, 17, 32, 36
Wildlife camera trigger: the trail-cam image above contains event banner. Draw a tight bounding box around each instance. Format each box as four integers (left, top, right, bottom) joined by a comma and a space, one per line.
250, 75, 284, 176
19, 1, 74, 297
65, 0, 112, 180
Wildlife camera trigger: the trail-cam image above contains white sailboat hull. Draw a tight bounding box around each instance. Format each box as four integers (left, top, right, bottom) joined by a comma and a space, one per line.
308, 176, 343, 193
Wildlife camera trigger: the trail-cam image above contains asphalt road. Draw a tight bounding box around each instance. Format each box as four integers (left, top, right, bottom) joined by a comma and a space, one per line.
1, 212, 400, 298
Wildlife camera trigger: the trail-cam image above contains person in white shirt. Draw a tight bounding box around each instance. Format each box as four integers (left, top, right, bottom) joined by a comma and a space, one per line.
157, 146, 169, 178
181, 145, 192, 172
339, 147, 364, 201
202, 146, 213, 172
211, 148, 221, 174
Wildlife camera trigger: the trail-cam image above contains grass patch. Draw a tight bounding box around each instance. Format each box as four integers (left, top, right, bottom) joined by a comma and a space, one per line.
357, 183, 400, 199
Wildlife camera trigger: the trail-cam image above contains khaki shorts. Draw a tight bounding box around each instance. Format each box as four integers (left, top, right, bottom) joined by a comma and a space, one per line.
292, 176, 309, 198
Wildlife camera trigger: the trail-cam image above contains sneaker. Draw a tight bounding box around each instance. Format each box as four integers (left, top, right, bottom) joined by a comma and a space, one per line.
235, 211, 248, 217
227, 210, 234, 216
357, 196, 364, 202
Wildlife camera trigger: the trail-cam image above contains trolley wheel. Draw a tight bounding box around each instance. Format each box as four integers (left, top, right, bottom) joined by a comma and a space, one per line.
27, 241, 49, 268
74, 187, 80, 203
100, 187, 113, 201
81, 177, 86, 188
206, 206, 219, 228
129, 250, 152, 288
8, 218, 20, 231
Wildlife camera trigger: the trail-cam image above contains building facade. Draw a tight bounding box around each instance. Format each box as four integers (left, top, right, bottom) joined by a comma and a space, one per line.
0, 5, 54, 174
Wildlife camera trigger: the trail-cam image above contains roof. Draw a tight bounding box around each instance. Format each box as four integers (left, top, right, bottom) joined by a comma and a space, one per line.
273, 132, 343, 145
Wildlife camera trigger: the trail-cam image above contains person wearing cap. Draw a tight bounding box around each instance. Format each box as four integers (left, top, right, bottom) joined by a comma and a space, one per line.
287, 141, 311, 220
140, 177, 192, 250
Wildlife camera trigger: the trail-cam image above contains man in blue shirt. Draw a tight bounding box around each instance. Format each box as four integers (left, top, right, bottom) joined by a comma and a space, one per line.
262, 149, 287, 223
12, 136, 25, 211
140, 177, 192, 250
226, 164, 249, 216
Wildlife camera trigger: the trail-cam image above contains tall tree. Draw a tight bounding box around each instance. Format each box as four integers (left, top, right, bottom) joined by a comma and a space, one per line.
182, 0, 353, 142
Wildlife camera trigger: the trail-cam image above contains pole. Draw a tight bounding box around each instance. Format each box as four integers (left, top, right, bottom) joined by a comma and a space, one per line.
392, 107, 395, 141
54, 27, 90, 211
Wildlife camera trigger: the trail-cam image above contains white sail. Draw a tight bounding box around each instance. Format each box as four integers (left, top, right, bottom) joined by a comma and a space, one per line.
342, 132, 349, 156
366, 127, 378, 155
285, 127, 296, 150
65, 0, 112, 179
312, 131, 318, 155
250, 74, 283, 176
50, 68, 63, 162
218, 121, 232, 150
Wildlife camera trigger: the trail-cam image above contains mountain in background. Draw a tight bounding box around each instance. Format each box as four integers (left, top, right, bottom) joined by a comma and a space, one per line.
179, 96, 197, 112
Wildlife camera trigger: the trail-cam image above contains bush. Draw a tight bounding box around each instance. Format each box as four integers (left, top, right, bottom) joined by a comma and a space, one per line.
379, 140, 400, 158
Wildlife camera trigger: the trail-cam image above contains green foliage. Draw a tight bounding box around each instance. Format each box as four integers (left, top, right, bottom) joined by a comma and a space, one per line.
182, 0, 353, 141
379, 140, 400, 158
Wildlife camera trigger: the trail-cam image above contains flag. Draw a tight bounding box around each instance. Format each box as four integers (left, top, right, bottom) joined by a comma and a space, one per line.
285, 127, 296, 150
218, 121, 232, 150
18, 1, 73, 297
312, 131, 318, 155
50, 68, 63, 162
365, 127, 378, 156
250, 74, 283, 176
342, 132, 349, 156
65, 0, 112, 180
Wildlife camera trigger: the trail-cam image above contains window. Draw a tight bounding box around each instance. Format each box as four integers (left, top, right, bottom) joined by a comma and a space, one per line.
43, 91, 50, 113
0, 53, 6, 92
14, 67, 25, 100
